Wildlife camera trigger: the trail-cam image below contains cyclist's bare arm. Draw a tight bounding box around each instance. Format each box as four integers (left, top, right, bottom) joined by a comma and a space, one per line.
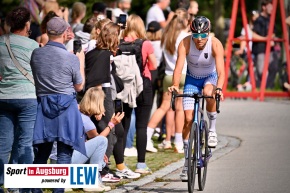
212, 37, 225, 100
169, 36, 190, 93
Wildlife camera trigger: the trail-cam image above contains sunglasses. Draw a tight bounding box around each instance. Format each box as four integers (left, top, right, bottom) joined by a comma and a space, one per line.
192, 33, 208, 39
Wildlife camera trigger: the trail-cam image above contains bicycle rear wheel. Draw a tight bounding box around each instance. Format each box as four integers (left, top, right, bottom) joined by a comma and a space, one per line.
198, 120, 209, 191
188, 123, 198, 193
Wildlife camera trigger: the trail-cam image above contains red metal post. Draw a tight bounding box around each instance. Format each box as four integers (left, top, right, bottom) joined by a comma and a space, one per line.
259, 0, 278, 101
223, 0, 239, 93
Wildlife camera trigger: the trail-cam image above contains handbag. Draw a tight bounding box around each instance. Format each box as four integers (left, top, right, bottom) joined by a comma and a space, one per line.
4, 34, 35, 85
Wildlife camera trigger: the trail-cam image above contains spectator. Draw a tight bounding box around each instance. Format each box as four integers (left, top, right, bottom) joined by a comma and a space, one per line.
40, 11, 58, 46
0, 7, 39, 193
30, 16, 85, 193
145, 21, 163, 150
88, 18, 111, 52
146, 8, 189, 154
120, 14, 157, 174
187, 0, 199, 22
234, 10, 259, 91
22, 0, 44, 43
74, 17, 96, 54
85, 22, 140, 180
146, 0, 175, 29
252, 0, 279, 89
41, 0, 69, 22
92, 2, 107, 20
70, 2, 86, 34
72, 87, 124, 191
113, 0, 132, 20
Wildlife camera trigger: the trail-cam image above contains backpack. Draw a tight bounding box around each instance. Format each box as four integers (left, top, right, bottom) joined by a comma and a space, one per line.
117, 39, 145, 75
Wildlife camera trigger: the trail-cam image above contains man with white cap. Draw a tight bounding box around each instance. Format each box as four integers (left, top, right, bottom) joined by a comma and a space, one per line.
30, 16, 85, 193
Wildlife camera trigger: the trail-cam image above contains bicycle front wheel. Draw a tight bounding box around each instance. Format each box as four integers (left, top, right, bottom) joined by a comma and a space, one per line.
188, 123, 198, 193
198, 120, 209, 191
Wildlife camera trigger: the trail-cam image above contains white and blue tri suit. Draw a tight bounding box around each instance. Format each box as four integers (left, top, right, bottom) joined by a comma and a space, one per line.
183, 36, 218, 110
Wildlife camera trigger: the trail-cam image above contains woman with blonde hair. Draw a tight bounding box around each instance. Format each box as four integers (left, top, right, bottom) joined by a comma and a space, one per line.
146, 8, 190, 154
119, 14, 157, 174
71, 87, 124, 191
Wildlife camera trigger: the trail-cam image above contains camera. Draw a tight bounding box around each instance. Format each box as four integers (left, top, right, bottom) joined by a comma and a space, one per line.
114, 99, 123, 114
118, 14, 127, 29
73, 40, 82, 54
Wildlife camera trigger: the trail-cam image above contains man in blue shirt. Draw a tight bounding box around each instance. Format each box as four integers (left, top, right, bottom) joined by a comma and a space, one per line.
30, 16, 85, 193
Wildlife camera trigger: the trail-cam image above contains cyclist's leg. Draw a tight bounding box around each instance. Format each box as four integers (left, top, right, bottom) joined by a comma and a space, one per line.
203, 73, 218, 147
180, 75, 202, 180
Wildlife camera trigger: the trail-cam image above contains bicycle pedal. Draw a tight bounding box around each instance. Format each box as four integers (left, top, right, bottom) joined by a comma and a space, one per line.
181, 180, 188, 182
208, 145, 216, 149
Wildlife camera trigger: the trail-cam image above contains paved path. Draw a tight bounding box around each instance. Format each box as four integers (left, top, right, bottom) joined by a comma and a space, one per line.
109, 99, 290, 193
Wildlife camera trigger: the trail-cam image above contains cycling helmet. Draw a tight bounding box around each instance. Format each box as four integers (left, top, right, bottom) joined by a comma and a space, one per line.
190, 16, 211, 33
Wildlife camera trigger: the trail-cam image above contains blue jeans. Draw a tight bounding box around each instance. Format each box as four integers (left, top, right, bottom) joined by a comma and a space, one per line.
0, 99, 37, 189
126, 109, 136, 148
72, 136, 107, 182
71, 136, 107, 171
32, 141, 73, 193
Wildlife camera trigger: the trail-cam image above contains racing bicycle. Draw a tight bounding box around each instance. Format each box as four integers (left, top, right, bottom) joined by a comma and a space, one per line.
171, 91, 220, 192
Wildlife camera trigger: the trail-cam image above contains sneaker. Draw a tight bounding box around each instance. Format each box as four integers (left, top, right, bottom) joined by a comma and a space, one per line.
124, 147, 138, 157
115, 167, 141, 179
83, 181, 111, 192
146, 140, 158, 153
135, 166, 152, 174
208, 132, 218, 148
180, 166, 188, 181
102, 173, 121, 183
64, 188, 73, 192
174, 142, 184, 153
158, 140, 172, 149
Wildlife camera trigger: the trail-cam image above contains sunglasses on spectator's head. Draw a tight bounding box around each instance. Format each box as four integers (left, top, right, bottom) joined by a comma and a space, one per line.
192, 33, 208, 39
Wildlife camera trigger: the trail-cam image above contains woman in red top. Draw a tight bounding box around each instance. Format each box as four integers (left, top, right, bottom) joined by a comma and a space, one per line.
120, 14, 157, 174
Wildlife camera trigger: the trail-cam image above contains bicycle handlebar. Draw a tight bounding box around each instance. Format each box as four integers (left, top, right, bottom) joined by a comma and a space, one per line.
171, 91, 221, 113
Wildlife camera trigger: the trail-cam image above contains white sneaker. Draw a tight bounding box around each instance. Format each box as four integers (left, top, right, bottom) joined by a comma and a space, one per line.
83, 181, 111, 192
158, 140, 172, 149
115, 167, 141, 179
208, 132, 218, 147
180, 166, 188, 181
146, 140, 158, 153
124, 147, 138, 157
64, 188, 73, 192
174, 142, 184, 153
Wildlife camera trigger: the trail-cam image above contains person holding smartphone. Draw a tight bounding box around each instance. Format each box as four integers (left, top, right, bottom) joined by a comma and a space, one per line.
85, 22, 141, 180
113, 0, 131, 22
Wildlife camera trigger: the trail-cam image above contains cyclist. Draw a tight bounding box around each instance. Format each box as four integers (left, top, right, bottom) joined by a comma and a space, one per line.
168, 16, 225, 181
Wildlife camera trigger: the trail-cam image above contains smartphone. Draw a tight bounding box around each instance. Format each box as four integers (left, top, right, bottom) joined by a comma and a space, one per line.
106, 9, 112, 20
73, 39, 82, 54
118, 14, 127, 29
114, 99, 123, 114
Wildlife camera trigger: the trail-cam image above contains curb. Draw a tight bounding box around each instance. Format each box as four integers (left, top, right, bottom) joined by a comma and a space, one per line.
108, 135, 241, 193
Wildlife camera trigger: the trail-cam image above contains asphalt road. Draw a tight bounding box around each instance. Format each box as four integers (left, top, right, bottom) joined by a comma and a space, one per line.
112, 99, 290, 193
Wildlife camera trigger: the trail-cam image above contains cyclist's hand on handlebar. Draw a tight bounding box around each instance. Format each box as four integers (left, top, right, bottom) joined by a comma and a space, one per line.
168, 85, 179, 93
214, 88, 224, 101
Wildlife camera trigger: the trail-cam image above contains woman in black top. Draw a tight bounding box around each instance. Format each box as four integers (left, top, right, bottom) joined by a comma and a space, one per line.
85, 22, 141, 179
